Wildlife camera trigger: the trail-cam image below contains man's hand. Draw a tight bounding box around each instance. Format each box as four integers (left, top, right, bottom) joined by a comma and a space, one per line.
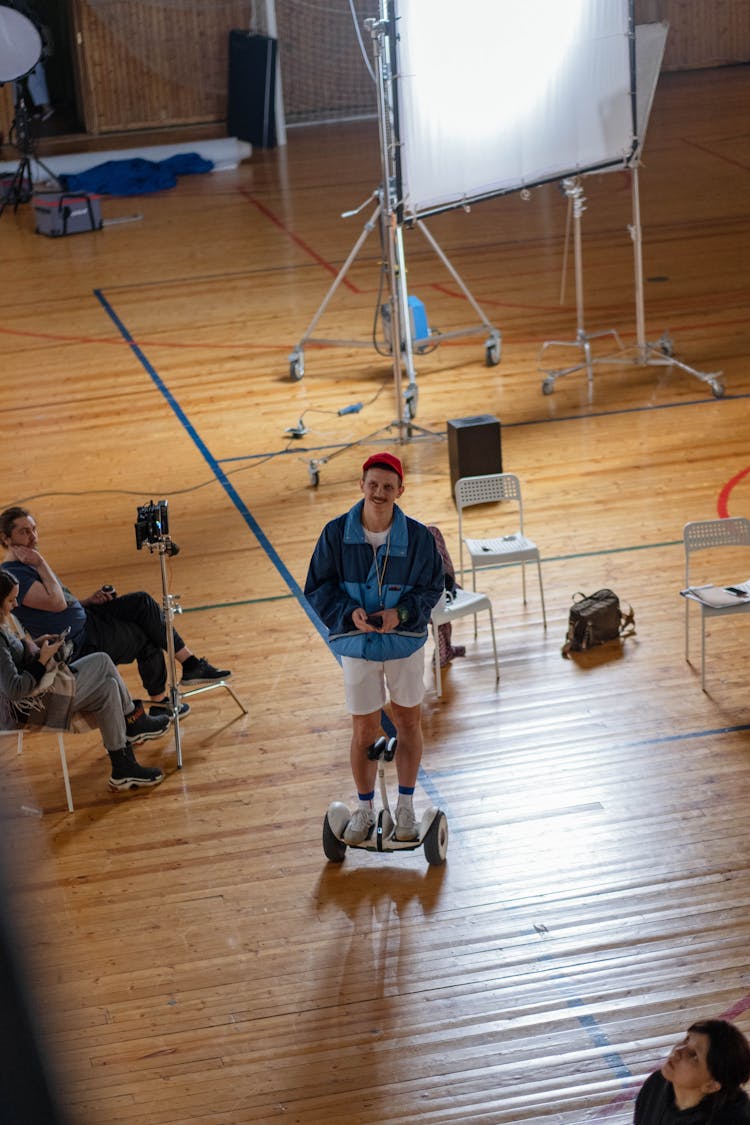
7, 544, 44, 568
81, 586, 116, 607
352, 607, 399, 632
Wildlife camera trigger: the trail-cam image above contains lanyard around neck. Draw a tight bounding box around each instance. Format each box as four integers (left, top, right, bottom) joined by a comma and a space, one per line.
372, 531, 391, 608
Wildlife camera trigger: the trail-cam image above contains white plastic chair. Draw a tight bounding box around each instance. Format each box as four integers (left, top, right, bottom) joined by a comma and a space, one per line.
684, 517, 750, 690
430, 589, 499, 698
455, 473, 547, 628
5, 729, 75, 812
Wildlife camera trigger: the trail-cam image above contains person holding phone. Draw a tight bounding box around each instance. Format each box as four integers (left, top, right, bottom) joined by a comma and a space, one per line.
0, 506, 230, 718
305, 453, 443, 844
0, 570, 170, 792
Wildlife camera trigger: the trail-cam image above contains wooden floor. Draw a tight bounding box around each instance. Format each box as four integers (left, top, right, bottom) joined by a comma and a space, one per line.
2, 63, 750, 1124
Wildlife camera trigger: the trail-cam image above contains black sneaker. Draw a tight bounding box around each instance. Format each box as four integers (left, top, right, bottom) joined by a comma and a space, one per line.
180, 657, 231, 684
125, 701, 171, 744
108, 747, 164, 791
149, 698, 191, 720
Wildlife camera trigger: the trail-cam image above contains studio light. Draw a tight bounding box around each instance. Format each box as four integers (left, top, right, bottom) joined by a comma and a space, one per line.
395, 0, 637, 217
0, 5, 42, 82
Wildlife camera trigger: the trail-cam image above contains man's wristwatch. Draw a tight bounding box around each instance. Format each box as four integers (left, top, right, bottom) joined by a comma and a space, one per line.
396, 604, 409, 625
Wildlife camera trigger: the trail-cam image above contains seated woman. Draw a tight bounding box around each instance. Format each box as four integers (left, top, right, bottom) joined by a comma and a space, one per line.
0, 570, 168, 792
635, 1019, 750, 1123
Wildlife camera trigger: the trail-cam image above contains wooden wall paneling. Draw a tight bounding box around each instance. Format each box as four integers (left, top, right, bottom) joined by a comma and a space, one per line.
69, 0, 252, 134
0, 83, 14, 145
662, 0, 750, 69
635, 0, 750, 69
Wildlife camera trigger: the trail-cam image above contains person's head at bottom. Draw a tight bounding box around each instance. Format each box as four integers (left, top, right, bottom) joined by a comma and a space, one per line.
651, 1020, 750, 1119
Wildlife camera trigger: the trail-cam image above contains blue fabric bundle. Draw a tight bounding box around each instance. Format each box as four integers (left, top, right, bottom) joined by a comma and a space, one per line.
60, 153, 213, 196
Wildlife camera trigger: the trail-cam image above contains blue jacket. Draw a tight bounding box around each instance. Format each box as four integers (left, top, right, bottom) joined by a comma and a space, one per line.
305, 500, 444, 661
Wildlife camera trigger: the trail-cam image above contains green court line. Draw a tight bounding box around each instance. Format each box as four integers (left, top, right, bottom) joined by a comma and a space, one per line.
182, 539, 683, 613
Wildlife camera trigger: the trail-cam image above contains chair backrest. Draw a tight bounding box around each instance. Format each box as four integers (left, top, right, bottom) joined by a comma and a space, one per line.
684, 517, 750, 584
455, 473, 524, 540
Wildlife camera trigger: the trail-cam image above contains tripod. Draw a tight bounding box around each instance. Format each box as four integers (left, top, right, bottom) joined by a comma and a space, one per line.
146, 538, 247, 769
0, 87, 59, 218
538, 169, 724, 400
538, 177, 623, 400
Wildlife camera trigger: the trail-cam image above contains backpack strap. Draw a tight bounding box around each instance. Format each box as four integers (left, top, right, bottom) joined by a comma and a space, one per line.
619, 605, 636, 636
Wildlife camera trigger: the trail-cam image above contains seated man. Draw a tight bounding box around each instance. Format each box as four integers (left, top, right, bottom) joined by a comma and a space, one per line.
0, 566, 170, 791
0, 506, 231, 717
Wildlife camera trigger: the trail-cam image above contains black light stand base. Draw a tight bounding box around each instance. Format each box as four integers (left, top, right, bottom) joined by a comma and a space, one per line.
0, 93, 61, 219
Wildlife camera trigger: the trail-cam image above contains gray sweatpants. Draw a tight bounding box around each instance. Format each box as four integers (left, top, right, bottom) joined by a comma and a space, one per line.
71, 652, 133, 754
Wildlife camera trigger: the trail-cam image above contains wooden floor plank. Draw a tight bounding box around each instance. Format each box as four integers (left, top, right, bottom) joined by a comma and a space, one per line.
2, 62, 750, 1124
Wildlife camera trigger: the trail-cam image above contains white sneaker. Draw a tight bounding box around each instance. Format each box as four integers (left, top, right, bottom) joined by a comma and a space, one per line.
395, 804, 419, 841
343, 807, 375, 844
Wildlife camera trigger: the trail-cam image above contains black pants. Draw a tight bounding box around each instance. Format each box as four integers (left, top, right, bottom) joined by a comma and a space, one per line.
77, 591, 186, 697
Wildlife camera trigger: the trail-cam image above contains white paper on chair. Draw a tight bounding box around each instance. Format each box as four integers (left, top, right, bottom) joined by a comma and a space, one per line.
681, 582, 750, 608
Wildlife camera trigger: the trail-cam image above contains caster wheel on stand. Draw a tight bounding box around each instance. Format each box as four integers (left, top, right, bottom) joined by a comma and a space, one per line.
289, 352, 304, 381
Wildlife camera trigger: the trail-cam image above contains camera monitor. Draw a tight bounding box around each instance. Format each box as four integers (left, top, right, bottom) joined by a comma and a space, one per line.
134, 500, 169, 550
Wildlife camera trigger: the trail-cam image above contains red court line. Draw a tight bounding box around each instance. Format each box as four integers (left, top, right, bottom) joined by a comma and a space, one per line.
0, 325, 305, 353
718, 466, 750, 517
241, 189, 362, 293
721, 994, 750, 1021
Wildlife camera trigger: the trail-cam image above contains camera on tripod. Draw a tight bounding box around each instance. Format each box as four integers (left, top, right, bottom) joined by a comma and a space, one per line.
134, 500, 170, 550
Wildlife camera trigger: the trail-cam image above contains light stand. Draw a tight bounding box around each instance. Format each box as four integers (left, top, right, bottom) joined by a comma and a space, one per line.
146, 537, 186, 768
286, 1, 501, 483
144, 538, 249, 768
625, 162, 724, 397
538, 167, 724, 400
539, 177, 623, 400
136, 498, 248, 769
0, 88, 59, 218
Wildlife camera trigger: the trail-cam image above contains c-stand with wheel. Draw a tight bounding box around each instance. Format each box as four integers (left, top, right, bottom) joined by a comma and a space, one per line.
286, 4, 501, 486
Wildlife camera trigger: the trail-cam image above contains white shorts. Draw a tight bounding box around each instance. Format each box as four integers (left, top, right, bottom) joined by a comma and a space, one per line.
342, 649, 426, 715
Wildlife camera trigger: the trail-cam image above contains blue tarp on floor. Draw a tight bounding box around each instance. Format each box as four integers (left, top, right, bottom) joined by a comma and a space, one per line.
60, 153, 213, 196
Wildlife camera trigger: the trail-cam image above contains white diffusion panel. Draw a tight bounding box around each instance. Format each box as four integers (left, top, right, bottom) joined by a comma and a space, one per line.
395, 0, 636, 217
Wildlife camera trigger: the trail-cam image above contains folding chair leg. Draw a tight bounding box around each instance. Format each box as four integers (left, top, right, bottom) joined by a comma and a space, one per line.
521, 560, 527, 604
470, 570, 478, 636
701, 617, 706, 692
432, 626, 443, 698
488, 606, 500, 684
537, 558, 547, 630
57, 733, 74, 813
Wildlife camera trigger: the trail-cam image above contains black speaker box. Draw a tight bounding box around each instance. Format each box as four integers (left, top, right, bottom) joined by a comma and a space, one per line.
227, 31, 278, 148
447, 415, 502, 496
